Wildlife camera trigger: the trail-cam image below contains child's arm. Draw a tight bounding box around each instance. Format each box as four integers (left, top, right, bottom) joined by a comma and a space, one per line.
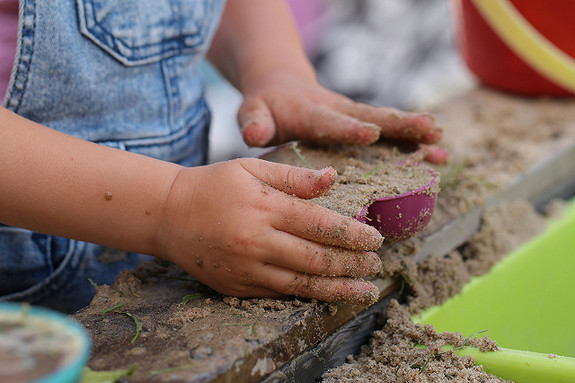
0, 107, 383, 304
207, 0, 447, 163
0, 107, 178, 255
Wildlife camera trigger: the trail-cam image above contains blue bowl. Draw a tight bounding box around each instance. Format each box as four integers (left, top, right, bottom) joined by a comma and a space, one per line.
0, 302, 91, 383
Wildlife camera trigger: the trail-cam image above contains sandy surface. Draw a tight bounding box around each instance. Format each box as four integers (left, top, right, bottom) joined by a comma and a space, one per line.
389, 200, 548, 312
74, 88, 575, 382
322, 200, 548, 382
75, 262, 326, 382
322, 301, 505, 383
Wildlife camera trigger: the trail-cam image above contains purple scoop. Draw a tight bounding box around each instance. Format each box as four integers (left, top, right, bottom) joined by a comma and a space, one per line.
355, 165, 438, 242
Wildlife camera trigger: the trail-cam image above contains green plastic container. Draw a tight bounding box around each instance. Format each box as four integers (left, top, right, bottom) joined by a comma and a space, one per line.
416, 200, 575, 382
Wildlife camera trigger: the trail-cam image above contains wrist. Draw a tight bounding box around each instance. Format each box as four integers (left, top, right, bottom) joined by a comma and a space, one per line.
208, 0, 317, 94
153, 165, 200, 262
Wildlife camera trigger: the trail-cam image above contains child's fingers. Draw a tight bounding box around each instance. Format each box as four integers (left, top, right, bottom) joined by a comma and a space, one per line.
279, 104, 381, 146
259, 264, 380, 306
421, 144, 449, 164
272, 199, 383, 251
336, 101, 443, 145
240, 158, 337, 199
239, 158, 383, 251
261, 231, 382, 277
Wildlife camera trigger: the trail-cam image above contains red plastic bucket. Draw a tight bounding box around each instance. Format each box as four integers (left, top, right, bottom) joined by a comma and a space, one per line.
453, 0, 575, 96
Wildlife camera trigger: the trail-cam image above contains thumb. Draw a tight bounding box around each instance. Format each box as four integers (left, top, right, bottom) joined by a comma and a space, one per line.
238, 97, 276, 147
240, 158, 337, 199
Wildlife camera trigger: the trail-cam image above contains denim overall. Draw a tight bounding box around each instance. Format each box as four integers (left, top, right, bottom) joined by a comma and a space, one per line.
1, 0, 226, 313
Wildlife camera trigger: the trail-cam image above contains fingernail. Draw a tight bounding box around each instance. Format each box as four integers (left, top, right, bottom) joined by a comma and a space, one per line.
314, 167, 336, 181
422, 127, 443, 144
423, 112, 435, 121
357, 282, 380, 306
240, 119, 259, 132
242, 120, 272, 147
241, 121, 259, 146
365, 226, 384, 250
310, 167, 336, 188
416, 112, 435, 125
309, 167, 337, 197
366, 252, 382, 275
365, 123, 381, 133
361, 123, 381, 143
423, 145, 449, 164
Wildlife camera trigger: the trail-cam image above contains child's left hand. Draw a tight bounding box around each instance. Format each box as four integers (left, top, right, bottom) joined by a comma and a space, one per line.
237, 70, 448, 164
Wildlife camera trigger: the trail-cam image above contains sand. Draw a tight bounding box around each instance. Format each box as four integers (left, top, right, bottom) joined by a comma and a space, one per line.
73, 88, 575, 382
401, 200, 547, 312
75, 260, 325, 382
322, 300, 505, 383
322, 200, 548, 382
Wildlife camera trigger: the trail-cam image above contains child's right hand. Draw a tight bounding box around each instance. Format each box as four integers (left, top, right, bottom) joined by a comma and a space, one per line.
155, 158, 383, 305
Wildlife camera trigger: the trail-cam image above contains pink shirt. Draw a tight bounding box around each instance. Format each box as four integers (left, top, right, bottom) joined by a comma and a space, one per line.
0, 0, 18, 100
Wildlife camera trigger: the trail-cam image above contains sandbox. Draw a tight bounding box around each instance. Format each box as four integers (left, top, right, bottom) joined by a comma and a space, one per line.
72, 88, 575, 382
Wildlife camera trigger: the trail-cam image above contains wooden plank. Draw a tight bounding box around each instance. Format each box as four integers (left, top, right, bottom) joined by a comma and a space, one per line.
262, 290, 400, 383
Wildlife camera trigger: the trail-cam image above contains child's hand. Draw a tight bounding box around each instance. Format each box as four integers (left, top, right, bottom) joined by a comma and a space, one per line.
237, 71, 448, 164
156, 158, 383, 305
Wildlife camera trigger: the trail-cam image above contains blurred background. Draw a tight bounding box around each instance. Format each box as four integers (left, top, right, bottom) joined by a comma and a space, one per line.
206, 0, 476, 163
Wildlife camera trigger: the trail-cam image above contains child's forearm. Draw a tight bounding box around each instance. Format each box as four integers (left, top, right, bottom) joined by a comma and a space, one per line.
0, 107, 180, 256
207, 0, 316, 91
